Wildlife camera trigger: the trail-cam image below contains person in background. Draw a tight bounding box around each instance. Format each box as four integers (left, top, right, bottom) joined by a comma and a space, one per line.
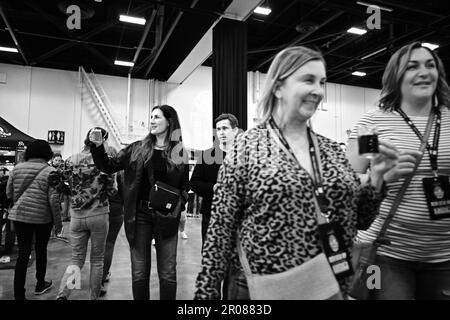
346, 42, 450, 300
6, 140, 62, 300
89, 105, 189, 300
49, 153, 71, 228
56, 127, 117, 300
190, 113, 240, 246
50, 153, 63, 169
0, 167, 11, 252
194, 46, 400, 300
190, 113, 240, 299
100, 170, 124, 296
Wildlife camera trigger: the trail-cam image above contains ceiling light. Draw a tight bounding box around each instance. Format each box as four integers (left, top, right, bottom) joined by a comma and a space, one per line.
119, 14, 146, 25
356, 1, 393, 12
422, 42, 439, 50
114, 60, 134, 67
347, 27, 367, 35
361, 47, 387, 60
352, 71, 366, 77
254, 6, 271, 15
0, 46, 18, 53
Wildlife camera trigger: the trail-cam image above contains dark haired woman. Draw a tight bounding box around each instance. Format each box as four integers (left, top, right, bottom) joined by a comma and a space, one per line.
90, 105, 189, 300
6, 139, 63, 300
347, 42, 450, 299
56, 127, 117, 300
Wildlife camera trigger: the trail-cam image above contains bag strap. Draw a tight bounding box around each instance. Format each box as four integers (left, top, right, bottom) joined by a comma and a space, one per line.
236, 235, 254, 277
12, 164, 48, 208
372, 107, 435, 248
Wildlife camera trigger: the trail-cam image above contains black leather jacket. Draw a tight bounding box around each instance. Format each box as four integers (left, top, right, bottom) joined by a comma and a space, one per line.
91, 142, 189, 245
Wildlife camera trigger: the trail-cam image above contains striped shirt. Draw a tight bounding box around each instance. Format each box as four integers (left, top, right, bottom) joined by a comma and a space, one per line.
349, 106, 450, 262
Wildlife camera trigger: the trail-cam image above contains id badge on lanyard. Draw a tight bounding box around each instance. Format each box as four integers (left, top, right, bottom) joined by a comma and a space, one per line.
422, 175, 450, 219
317, 220, 353, 280
397, 108, 449, 219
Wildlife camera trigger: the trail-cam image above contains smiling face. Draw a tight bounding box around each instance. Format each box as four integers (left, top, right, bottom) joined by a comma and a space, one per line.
150, 108, 169, 136
275, 60, 326, 122
400, 47, 438, 104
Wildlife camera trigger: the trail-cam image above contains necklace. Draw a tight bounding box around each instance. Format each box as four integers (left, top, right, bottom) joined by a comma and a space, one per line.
155, 143, 168, 148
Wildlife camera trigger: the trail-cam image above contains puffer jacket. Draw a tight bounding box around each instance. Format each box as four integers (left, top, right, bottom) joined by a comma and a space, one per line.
6, 159, 62, 229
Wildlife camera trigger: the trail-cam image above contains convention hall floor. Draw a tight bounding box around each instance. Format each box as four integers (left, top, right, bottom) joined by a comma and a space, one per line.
0, 216, 203, 300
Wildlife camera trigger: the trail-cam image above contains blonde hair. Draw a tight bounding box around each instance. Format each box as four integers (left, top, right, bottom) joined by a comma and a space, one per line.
256, 46, 325, 124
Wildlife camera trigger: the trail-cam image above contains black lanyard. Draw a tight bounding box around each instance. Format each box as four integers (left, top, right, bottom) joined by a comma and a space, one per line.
268, 118, 330, 218
397, 107, 441, 175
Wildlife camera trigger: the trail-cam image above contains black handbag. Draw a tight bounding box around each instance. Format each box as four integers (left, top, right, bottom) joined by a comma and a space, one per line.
149, 181, 180, 213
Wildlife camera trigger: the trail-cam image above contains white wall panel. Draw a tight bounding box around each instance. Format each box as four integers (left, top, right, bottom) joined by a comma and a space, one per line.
0, 63, 381, 158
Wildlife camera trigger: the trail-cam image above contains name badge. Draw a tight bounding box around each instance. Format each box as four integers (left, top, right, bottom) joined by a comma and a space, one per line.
422, 175, 450, 220
317, 222, 353, 280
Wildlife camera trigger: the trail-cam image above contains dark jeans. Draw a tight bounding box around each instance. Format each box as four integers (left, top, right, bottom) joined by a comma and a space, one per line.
373, 254, 450, 300
13, 221, 53, 300
226, 266, 250, 300
130, 210, 178, 300
102, 214, 124, 282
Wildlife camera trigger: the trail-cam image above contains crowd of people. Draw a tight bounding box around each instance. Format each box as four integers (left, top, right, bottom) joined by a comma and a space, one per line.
1, 41, 449, 300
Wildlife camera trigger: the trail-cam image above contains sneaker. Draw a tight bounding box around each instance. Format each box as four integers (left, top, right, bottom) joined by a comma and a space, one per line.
103, 271, 111, 284
99, 284, 107, 297
180, 231, 188, 240
35, 280, 53, 295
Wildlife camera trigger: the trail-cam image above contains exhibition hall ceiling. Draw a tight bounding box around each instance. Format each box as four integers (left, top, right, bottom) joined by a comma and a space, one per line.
0, 0, 449, 89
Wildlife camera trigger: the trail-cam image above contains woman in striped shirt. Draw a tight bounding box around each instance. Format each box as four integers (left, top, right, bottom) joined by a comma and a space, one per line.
347, 42, 450, 299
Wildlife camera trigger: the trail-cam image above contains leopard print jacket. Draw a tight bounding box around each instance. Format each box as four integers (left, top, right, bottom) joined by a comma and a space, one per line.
194, 123, 385, 299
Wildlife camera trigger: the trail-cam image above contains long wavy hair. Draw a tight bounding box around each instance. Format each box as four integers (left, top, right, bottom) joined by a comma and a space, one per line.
256, 46, 325, 124
379, 42, 450, 111
130, 104, 188, 169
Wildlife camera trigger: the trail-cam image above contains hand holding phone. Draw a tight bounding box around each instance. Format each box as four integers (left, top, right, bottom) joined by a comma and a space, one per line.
89, 128, 104, 147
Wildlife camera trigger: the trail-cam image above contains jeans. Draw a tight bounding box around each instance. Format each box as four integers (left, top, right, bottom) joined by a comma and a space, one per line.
373, 254, 450, 300
226, 266, 250, 300
13, 221, 53, 300
102, 214, 124, 282
57, 213, 108, 300
130, 211, 178, 300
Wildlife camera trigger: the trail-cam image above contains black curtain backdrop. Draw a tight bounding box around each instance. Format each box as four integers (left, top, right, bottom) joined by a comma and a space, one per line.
212, 19, 247, 130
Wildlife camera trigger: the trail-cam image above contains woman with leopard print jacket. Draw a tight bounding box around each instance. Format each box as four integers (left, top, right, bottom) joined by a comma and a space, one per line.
194, 46, 401, 299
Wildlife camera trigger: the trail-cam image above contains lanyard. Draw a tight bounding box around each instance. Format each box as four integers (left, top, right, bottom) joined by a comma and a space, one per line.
268, 118, 330, 221
397, 107, 441, 175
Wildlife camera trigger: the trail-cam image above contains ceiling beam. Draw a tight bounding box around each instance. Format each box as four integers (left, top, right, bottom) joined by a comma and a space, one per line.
167, 0, 263, 84
144, 0, 200, 78
254, 0, 327, 53
0, 4, 29, 64
130, 9, 157, 72
133, 6, 165, 73
25, 1, 116, 66
253, 10, 344, 70
31, 2, 154, 64
371, 0, 444, 18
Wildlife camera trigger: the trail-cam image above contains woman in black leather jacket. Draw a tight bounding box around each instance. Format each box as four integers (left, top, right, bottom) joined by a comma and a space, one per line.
89, 105, 189, 300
